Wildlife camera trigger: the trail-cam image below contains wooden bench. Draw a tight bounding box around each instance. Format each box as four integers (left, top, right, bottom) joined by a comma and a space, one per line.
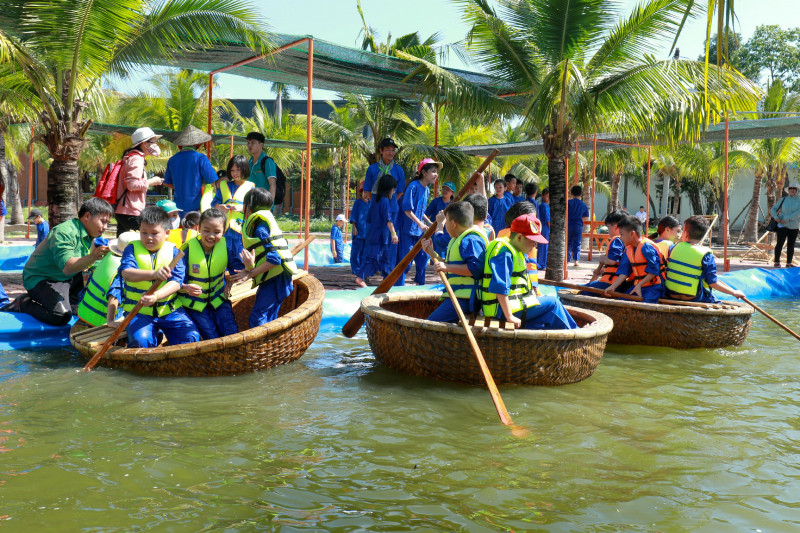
467, 316, 516, 331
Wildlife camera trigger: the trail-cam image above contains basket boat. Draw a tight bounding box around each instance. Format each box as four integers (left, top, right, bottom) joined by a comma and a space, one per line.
361, 290, 613, 386
558, 292, 753, 349
70, 274, 324, 376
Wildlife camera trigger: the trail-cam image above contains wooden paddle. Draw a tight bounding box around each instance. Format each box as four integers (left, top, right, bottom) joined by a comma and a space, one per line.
538, 279, 731, 309
429, 251, 526, 436
82, 250, 185, 372
740, 296, 800, 342
342, 149, 499, 338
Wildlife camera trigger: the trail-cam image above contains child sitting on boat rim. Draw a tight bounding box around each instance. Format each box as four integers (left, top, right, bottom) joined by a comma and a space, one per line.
421, 201, 487, 323
179, 208, 244, 340
664, 215, 745, 303
603, 215, 665, 304
230, 188, 298, 328
119, 206, 201, 348
584, 209, 629, 293
482, 214, 577, 330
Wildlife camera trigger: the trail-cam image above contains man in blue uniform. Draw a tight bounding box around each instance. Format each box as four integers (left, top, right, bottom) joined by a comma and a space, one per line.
163, 125, 218, 214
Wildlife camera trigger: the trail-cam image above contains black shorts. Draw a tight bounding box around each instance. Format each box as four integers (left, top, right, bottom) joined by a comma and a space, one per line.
21, 275, 84, 326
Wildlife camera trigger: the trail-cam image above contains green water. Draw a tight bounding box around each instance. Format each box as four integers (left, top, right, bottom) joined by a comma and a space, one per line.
2, 302, 800, 531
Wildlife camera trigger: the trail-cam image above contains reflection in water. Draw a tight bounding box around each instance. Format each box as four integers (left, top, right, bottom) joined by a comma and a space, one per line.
1, 301, 800, 530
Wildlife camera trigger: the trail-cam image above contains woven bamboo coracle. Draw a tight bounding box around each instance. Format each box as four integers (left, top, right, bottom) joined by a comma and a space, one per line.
361, 290, 613, 386
558, 292, 753, 349
70, 275, 324, 376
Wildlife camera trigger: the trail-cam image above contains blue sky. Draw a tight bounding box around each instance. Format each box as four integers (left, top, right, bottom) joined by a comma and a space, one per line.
119, 0, 797, 100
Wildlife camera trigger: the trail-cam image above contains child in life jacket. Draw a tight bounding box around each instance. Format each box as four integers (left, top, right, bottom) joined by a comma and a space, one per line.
604, 215, 666, 303
648, 215, 681, 259
213, 155, 255, 260
77, 231, 138, 327
497, 201, 541, 291
167, 210, 199, 248
585, 209, 629, 292
229, 188, 298, 327
482, 214, 577, 330
664, 215, 744, 303
179, 208, 245, 339
421, 201, 487, 323
119, 207, 201, 348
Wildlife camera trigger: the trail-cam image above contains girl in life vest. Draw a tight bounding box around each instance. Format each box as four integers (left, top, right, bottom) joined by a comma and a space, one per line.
166, 210, 199, 248
229, 188, 298, 328
179, 209, 244, 340
649, 215, 681, 259
585, 210, 629, 292
213, 155, 255, 242
604, 215, 665, 303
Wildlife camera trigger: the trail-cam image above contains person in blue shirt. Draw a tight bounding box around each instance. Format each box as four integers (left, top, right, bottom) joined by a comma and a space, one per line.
525, 182, 539, 207
398, 158, 439, 286
331, 214, 346, 263
229, 188, 298, 327
567, 185, 590, 266
536, 188, 550, 269
513, 179, 526, 203
119, 206, 201, 348
359, 176, 398, 284
28, 209, 50, 248
350, 185, 370, 287
0, 280, 8, 309
363, 138, 406, 274
246, 132, 278, 196
585, 210, 628, 292
163, 125, 219, 214
604, 215, 665, 303
487, 179, 512, 234
179, 208, 244, 340
422, 201, 487, 323
503, 174, 518, 205
425, 181, 454, 223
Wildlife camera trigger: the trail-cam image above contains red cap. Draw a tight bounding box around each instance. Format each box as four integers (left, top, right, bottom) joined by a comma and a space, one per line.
509, 214, 548, 244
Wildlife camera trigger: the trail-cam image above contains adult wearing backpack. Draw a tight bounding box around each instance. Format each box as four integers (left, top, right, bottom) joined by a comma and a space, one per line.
163, 125, 219, 215
246, 132, 278, 202
114, 127, 164, 236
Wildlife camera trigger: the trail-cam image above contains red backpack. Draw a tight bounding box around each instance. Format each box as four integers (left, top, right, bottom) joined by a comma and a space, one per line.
93, 157, 126, 206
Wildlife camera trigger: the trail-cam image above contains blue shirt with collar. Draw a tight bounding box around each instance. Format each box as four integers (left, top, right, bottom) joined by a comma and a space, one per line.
330, 224, 344, 262
425, 196, 450, 221
35, 221, 50, 248
616, 240, 662, 278
163, 147, 218, 213
349, 198, 369, 239
399, 179, 430, 237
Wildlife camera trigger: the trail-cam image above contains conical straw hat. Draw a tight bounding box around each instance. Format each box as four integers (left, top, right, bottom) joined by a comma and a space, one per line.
173, 125, 212, 146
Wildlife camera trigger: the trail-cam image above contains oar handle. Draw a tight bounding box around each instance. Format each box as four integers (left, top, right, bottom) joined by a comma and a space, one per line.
342, 149, 499, 338
538, 279, 643, 302
742, 296, 800, 342
82, 250, 185, 372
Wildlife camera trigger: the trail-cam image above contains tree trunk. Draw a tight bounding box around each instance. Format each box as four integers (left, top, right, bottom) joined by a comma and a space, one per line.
688, 188, 703, 217
340, 163, 348, 214
275, 91, 283, 129
660, 175, 671, 217
48, 159, 81, 225
765, 169, 778, 219
743, 171, 763, 243
0, 128, 6, 242
609, 172, 621, 211
329, 166, 335, 223
545, 156, 567, 281
671, 179, 681, 216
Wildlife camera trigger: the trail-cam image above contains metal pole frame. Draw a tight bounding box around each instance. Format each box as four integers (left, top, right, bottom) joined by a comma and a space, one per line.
564, 156, 569, 279
724, 111, 730, 272
589, 134, 597, 261
646, 146, 652, 237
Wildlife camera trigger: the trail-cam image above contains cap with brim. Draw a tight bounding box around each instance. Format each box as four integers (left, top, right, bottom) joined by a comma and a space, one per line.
786, 182, 800, 193
172, 125, 212, 146
156, 199, 182, 213
443, 181, 456, 192
509, 213, 548, 244
27, 208, 43, 220
379, 137, 398, 149
335, 214, 347, 222
110, 231, 139, 256
417, 158, 443, 175
130, 127, 162, 147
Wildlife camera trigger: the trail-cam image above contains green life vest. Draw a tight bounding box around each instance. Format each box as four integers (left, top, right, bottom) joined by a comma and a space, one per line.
664, 241, 712, 297
443, 226, 488, 304
481, 237, 540, 319
180, 237, 228, 312
77, 253, 121, 327
241, 210, 298, 285
122, 241, 179, 317
220, 180, 255, 233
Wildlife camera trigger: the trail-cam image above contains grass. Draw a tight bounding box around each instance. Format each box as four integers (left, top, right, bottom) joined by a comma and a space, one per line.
274, 215, 337, 233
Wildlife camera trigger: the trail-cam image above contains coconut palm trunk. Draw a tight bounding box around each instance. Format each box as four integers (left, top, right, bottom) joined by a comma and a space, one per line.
609, 173, 622, 211
545, 155, 568, 280
743, 171, 763, 243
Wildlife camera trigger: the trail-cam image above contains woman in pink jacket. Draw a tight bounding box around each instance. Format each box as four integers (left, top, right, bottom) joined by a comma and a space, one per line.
115, 127, 165, 236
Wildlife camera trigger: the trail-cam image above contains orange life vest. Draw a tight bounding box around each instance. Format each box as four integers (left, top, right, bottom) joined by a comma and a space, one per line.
599, 236, 622, 284
625, 237, 665, 288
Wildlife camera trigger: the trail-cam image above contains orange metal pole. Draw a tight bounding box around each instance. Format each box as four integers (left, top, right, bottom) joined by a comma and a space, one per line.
646, 147, 652, 236
564, 157, 569, 279
724, 111, 730, 272
589, 134, 597, 261
26, 125, 34, 239
344, 146, 351, 245
205, 74, 214, 155
229, 135, 234, 159
304, 39, 314, 271
433, 103, 439, 194
298, 151, 305, 237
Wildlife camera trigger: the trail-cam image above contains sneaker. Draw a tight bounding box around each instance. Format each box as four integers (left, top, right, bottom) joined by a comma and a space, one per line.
788, 262, 798, 268
774, 262, 782, 268
1, 296, 27, 313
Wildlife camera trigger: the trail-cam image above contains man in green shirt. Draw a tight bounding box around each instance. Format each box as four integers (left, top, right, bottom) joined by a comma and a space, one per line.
246, 131, 277, 195
19, 198, 114, 325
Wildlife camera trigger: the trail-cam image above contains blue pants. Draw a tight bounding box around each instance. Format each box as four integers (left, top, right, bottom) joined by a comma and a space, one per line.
537, 242, 548, 270
127, 308, 201, 348
567, 228, 582, 262
0, 281, 8, 308
250, 277, 291, 328
398, 233, 429, 286
427, 296, 476, 323
628, 283, 664, 304
350, 238, 365, 275
515, 295, 578, 330
360, 241, 391, 280
583, 279, 632, 296
225, 228, 244, 262
186, 301, 239, 340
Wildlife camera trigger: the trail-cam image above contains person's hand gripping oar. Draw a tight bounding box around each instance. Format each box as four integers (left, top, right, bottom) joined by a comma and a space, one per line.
82, 250, 185, 372
425, 244, 529, 438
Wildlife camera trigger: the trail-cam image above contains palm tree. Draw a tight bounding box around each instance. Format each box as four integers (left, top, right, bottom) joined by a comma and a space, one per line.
741, 82, 800, 242
428, 0, 761, 280
1, 0, 271, 226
